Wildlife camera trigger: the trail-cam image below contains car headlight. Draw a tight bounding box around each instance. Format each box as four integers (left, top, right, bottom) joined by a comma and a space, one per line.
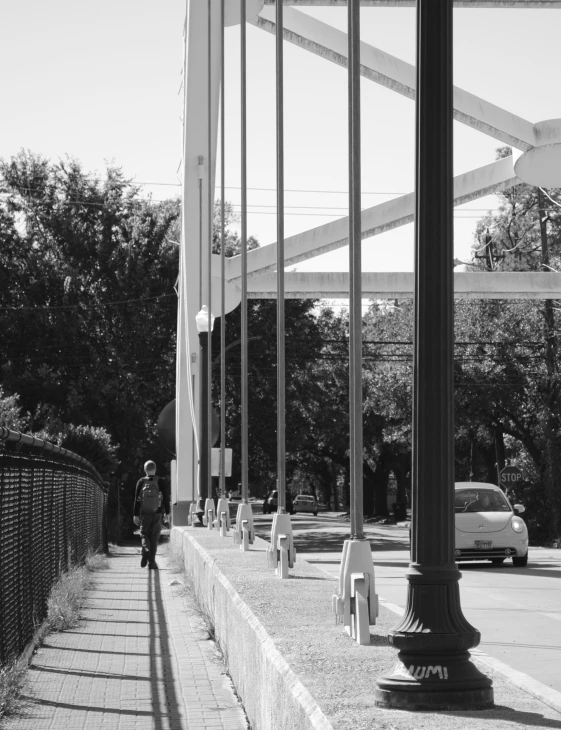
511, 517, 525, 533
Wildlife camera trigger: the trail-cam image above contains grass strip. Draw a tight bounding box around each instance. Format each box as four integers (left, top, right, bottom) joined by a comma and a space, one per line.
0, 550, 109, 718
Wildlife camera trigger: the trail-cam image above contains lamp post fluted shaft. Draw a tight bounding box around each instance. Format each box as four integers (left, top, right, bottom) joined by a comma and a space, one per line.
206, 0, 214, 507
375, 0, 493, 710
198, 331, 210, 507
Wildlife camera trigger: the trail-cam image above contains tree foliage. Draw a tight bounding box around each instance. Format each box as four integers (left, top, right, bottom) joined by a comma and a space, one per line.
0, 150, 179, 534
455, 147, 561, 541
3, 147, 561, 544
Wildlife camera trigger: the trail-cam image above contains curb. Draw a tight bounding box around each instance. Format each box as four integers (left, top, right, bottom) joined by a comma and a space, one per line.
22, 618, 50, 665
173, 528, 336, 730
472, 650, 561, 716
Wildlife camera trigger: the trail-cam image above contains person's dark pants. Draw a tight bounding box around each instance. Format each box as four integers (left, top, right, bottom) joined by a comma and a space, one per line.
140, 513, 163, 566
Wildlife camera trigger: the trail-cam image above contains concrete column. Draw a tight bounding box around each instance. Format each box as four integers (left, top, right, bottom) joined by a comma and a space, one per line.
175, 0, 222, 524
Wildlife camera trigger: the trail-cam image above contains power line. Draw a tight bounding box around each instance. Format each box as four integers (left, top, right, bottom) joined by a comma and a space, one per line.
135, 181, 409, 196
2, 292, 176, 312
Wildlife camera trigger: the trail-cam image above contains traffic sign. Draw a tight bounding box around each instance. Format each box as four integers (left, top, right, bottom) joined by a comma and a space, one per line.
500, 465, 523, 487
211, 448, 232, 477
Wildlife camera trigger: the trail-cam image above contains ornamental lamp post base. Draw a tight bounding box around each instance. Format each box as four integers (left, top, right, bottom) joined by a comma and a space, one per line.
375, 572, 493, 710
375, 650, 493, 711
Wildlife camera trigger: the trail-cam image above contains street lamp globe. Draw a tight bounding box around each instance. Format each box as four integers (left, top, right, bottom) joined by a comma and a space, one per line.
196, 305, 215, 333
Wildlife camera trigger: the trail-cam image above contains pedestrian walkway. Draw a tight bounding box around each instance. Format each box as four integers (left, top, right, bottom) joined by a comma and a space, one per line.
5, 545, 248, 730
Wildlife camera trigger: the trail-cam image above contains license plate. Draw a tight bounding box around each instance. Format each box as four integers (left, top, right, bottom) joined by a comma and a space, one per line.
475, 541, 492, 549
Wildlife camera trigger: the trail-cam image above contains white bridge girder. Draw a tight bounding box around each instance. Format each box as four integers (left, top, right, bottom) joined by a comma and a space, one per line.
264, 1, 561, 7
177, 0, 558, 525
176, 0, 222, 522
227, 155, 519, 283
253, 6, 537, 151
248, 272, 561, 299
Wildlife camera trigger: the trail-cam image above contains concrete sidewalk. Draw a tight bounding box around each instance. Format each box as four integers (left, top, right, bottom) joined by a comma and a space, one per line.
5, 545, 248, 730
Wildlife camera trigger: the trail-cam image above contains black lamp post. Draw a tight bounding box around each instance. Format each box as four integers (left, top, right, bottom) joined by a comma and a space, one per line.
196, 305, 215, 526
375, 0, 493, 711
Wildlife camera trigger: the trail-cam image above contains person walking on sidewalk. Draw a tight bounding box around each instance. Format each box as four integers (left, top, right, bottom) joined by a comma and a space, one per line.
133, 460, 170, 569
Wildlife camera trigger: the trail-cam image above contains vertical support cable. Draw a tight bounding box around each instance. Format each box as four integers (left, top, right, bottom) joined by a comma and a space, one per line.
207, 0, 214, 504
276, 0, 286, 513
220, 0, 226, 498
241, 0, 249, 504
348, 0, 363, 540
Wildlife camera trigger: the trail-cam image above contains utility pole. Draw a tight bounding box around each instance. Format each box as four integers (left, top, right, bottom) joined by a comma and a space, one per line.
474, 228, 504, 271
537, 187, 560, 540
537, 188, 557, 378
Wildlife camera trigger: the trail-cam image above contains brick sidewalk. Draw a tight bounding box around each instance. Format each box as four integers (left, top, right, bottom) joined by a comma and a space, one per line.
5, 545, 248, 730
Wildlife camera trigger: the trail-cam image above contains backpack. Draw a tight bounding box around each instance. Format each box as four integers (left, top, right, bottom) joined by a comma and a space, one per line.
140, 476, 162, 514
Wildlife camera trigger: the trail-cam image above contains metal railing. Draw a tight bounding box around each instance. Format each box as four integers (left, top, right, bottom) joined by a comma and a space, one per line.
0, 427, 108, 663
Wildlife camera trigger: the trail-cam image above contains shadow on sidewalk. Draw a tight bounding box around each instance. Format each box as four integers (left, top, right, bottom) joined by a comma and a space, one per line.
149, 568, 184, 728
10, 547, 185, 728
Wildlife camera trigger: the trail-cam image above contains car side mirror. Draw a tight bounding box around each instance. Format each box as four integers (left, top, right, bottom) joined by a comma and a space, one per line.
513, 504, 525, 515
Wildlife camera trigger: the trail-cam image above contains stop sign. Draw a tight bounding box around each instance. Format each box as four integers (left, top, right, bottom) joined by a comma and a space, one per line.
500, 465, 523, 488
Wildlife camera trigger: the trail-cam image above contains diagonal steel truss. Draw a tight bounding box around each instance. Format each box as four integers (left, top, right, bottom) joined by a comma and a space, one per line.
176, 0, 560, 508
221, 3, 559, 297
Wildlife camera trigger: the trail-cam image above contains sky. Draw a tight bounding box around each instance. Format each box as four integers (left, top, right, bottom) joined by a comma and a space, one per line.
2, 2, 561, 276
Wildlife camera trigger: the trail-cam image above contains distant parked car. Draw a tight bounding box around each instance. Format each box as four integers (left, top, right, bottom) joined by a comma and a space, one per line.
454, 482, 528, 567
262, 490, 294, 515
293, 495, 318, 515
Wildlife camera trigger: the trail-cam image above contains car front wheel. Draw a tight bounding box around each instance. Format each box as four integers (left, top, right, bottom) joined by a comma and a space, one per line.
512, 552, 528, 567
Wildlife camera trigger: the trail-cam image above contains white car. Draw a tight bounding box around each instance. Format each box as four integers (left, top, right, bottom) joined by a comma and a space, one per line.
454, 482, 529, 567
293, 495, 318, 515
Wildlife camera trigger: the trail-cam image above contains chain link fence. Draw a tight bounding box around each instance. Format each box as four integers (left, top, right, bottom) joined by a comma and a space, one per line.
0, 427, 108, 664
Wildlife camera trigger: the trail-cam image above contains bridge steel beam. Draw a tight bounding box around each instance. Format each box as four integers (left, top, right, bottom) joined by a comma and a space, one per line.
264, 1, 561, 7
226, 155, 519, 282
176, 0, 222, 525
252, 6, 537, 150
246, 271, 561, 299
179, 0, 556, 530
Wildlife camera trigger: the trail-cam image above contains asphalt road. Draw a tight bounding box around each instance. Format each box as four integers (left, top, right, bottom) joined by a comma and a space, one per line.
253, 512, 561, 694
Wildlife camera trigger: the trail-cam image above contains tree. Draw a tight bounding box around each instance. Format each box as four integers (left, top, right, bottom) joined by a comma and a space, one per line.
0, 150, 179, 536
0, 387, 29, 431
461, 148, 561, 540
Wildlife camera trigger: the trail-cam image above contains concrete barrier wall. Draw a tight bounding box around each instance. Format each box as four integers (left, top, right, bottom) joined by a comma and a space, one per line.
171, 526, 335, 730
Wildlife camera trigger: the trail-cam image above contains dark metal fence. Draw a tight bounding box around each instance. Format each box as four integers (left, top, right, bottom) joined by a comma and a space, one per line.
0, 427, 108, 663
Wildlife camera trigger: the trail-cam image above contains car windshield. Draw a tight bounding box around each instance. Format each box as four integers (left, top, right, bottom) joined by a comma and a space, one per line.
297, 496, 314, 501
454, 489, 511, 513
